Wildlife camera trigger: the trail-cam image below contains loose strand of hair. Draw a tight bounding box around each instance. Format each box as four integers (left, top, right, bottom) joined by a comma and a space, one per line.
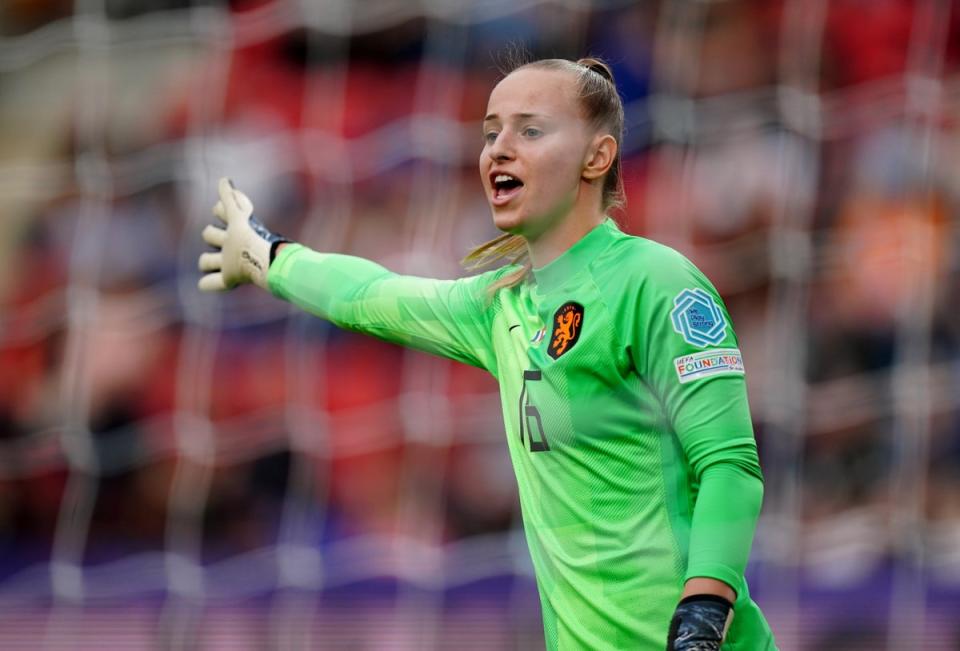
462, 233, 525, 269
485, 260, 532, 297
462, 234, 532, 298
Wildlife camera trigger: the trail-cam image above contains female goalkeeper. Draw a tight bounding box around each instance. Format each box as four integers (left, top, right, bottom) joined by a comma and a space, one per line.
198, 57, 777, 651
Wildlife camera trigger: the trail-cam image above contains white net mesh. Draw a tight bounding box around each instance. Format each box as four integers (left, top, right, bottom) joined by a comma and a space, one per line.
1, 0, 959, 649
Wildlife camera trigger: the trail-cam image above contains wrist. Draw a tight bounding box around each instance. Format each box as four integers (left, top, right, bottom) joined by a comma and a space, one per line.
272, 241, 290, 261
680, 577, 736, 603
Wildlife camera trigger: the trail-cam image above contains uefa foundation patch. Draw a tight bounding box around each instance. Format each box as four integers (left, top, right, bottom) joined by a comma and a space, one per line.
674, 348, 745, 383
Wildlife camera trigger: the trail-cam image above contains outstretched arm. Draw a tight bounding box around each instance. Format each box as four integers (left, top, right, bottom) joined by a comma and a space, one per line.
198, 178, 502, 372
268, 244, 501, 370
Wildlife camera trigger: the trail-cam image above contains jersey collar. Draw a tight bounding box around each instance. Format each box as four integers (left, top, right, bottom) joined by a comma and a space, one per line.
531, 218, 619, 293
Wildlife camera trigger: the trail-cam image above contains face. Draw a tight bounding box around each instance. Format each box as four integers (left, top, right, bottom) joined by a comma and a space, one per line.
479, 68, 595, 238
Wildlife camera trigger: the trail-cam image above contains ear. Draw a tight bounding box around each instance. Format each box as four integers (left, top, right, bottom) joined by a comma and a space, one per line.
582, 134, 617, 181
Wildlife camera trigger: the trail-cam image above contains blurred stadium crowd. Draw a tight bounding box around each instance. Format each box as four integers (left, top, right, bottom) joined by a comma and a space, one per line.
1, 0, 960, 648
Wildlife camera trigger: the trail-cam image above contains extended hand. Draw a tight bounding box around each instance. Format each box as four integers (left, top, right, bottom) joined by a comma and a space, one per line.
197, 177, 288, 291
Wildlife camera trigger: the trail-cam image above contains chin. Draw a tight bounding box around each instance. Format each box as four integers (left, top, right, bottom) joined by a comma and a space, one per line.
491, 209, 526, 235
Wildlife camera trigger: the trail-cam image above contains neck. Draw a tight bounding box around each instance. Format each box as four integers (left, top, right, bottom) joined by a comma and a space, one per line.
524, 206, 606, 269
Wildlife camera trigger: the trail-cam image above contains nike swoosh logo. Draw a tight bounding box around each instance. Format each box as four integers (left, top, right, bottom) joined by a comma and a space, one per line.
509, 325, 521, 332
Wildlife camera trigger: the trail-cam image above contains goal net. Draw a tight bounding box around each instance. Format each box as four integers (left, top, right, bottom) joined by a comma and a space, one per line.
0, 1, 958, 648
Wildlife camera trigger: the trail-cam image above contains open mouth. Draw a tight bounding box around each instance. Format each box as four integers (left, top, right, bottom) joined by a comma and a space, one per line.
491, 173, 524, 205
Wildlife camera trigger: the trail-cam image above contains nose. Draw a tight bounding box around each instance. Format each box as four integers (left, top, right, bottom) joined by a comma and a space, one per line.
487, 133, 514, 163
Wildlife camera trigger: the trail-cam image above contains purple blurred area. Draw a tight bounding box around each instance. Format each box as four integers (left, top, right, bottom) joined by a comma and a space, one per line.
1, 0, 960, 648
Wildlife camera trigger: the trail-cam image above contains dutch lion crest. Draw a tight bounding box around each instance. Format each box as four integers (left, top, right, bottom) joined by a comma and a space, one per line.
548, 302, 584, 360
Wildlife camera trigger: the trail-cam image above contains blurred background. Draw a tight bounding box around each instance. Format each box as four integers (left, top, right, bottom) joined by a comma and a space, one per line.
1, 0, 959, 648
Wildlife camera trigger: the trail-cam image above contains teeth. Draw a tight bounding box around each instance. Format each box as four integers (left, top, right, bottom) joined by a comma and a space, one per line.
494, 174, 516, 184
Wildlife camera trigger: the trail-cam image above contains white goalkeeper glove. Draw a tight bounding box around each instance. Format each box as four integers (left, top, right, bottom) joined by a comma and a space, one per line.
197, 177, 289, 292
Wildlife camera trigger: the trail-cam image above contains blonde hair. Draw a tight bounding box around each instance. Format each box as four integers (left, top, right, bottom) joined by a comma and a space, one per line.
463, 56, 625, 295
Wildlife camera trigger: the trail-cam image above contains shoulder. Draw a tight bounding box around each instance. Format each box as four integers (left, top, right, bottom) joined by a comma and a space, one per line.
458, 263, 526, 308
459, 263, 522, 287
591, 228, 711, 299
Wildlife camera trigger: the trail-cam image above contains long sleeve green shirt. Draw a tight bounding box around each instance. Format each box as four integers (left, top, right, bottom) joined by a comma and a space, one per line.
268, 219, 776, 650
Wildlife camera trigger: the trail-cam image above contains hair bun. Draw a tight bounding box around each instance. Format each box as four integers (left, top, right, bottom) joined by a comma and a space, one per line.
577, 57, 614, 83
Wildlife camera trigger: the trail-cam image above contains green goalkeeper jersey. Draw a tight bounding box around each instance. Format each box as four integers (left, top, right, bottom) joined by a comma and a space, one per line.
268, 219, 777, 650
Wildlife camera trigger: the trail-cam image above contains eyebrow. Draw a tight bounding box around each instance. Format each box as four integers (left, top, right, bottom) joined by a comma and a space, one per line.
483, 112, 545, 123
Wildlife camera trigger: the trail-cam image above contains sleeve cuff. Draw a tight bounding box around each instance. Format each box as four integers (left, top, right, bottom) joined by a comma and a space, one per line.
266, 242, 305, 298
683, 565, 744, 602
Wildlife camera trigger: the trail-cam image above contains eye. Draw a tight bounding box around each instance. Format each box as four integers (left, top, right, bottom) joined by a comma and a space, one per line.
483, 131, 499, 144
522, 127, 542, 138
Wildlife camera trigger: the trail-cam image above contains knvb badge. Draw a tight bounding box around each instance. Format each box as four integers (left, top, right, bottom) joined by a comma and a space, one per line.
548, 302, 584, 359
670, 288, 727, 347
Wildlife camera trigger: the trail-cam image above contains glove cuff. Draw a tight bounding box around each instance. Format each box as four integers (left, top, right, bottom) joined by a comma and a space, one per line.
269, 238, 290, 264
677, 594, 733, 609
246, 214, 290, 285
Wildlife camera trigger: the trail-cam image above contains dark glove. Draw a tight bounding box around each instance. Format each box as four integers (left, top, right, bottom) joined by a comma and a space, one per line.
666, 595, 733, 651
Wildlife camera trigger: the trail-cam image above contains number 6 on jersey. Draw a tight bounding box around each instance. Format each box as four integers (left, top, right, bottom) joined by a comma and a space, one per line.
518, 370, 550, 452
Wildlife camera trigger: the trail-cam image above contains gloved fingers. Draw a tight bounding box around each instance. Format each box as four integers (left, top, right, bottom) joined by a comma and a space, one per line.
198, 251, 222, 273
202, 224, 227, 247
218, 177, 252, 220
232, 187, 253, 215
198, 271, 227, 292
212, 200, 227, 224
218, 177, 240, 221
